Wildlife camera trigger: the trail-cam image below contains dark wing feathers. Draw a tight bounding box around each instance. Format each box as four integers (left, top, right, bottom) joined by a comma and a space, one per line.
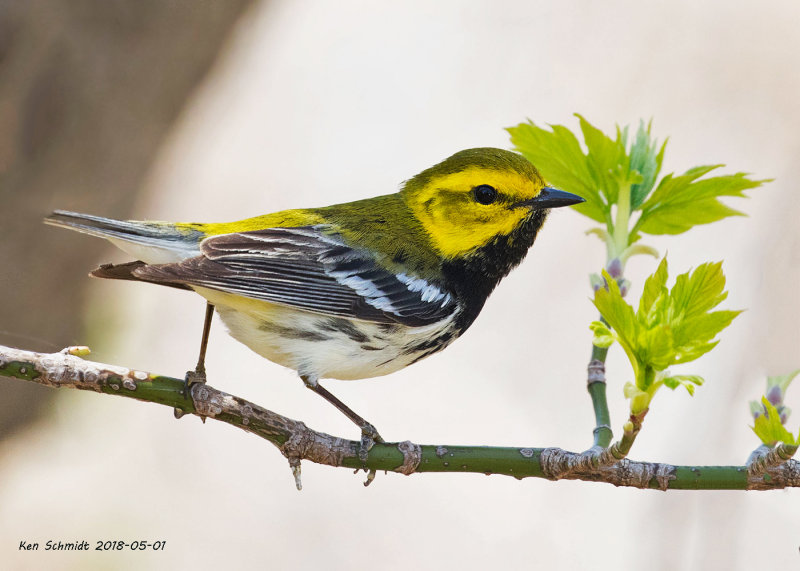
90, 260, 193, 291
132, 226, 455, 326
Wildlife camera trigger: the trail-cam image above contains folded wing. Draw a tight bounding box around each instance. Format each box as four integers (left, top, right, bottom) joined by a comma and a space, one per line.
133, 226, 456, 327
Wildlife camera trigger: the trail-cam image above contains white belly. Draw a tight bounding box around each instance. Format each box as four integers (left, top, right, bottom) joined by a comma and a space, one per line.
195, 287, 458, 380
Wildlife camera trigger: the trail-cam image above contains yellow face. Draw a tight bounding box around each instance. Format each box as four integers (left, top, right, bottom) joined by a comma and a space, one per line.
405, 166, 546, 258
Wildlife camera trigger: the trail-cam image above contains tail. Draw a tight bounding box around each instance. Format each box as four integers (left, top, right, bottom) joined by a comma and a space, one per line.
44, 210, 203, 264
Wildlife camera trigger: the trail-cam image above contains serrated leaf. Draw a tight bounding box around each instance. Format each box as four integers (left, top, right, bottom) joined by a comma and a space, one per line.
673, 310, 742, 350
672, 339, 720, 364
751, 397, 799, 445
635, 166, 767, 236
577, 114, 630, 206
593, 257, 739, 404
593, 273, 637, 347
510, 116, 768, 245
640, 324, 674, 370
639, 257, 669, 316
676, 172, 764, 201
637, 199, 746, 235
669, 261, 728, 320
641, 166, 723, 208
592, 271, 643, 381
507, 121, 607, 223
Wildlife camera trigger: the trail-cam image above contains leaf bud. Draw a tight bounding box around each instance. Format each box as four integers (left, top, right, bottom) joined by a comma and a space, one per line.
606, 257, 623, 278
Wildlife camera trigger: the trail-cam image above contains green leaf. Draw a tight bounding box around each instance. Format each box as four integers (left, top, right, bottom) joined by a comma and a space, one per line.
592, 257, 740, 406
629, 120, 666, 209
510, 115, 768, 248
641, 166, 723, 208
577, 114, 637, 207
639, 324, 674, 370
624, 382, 652, 414
620, 243, 660, 265
669, 261, 728, 320
662, 374, 705, 396
589, 321, 615, 348
592, 271, 639, 374
673, 310, 742, 352
752, 397, 799, 445
507, 121, 607, 223
638, 257, 669, 317
635, 167, 768, 236
637, 199, 746, 235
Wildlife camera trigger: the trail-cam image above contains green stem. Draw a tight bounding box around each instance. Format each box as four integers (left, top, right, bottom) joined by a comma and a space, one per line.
588, 341, 612, 448
612, 182, 632, 257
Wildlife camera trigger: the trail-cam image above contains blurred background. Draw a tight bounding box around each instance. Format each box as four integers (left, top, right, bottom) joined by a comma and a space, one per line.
1, 0, 798, 569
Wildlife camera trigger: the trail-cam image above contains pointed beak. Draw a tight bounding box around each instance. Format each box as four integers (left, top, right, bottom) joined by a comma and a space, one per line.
513, 187, 585, 209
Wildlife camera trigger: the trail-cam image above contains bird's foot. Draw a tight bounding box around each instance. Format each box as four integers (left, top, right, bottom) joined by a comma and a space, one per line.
358, 423, 383, 487
184, 368, 207, 393
174, 368, 207, 419
359, 422, 384, 463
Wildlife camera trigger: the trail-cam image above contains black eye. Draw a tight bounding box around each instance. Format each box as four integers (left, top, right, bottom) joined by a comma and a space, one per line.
473, 184, 498, 205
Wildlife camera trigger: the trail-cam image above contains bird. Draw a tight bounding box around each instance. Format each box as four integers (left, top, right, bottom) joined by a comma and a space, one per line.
45, 147, 583, 447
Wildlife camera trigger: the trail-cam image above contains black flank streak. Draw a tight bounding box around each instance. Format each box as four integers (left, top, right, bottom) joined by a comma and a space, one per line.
409, 347, 443, 365
317, 318, 370, 343
403, 331, 454, 355
259, 322, 330, 342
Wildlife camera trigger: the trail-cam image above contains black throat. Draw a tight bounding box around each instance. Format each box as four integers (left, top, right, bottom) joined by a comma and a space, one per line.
441, 209, 549, 332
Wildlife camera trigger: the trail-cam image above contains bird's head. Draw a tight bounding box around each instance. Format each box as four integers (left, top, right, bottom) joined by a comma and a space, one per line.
401, 148, 584, 258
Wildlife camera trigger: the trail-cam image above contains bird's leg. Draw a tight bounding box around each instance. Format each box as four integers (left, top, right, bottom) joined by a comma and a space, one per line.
175, 302, 215, 419
301, 375, 384, 462
188, 302, 215, 387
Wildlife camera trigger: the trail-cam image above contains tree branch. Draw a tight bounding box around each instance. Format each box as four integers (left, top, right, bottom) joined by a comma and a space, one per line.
1, 343, 798, 491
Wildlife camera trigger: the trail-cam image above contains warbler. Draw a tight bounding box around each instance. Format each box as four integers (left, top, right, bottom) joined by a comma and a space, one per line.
45, 148, 583, 442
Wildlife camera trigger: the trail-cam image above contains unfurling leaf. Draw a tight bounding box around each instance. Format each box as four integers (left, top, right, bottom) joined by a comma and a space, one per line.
623, 382, 651, 414
589, 321, 615, 348
629, 120, 667, 209
752, 397, 799, 446
662, 374, 705, 396
749, 369, 800, 425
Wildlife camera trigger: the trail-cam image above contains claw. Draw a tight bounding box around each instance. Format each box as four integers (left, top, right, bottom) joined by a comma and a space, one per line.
184, 369, 207, 392
174, 369, 207, 419
358, 423, 384, 463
